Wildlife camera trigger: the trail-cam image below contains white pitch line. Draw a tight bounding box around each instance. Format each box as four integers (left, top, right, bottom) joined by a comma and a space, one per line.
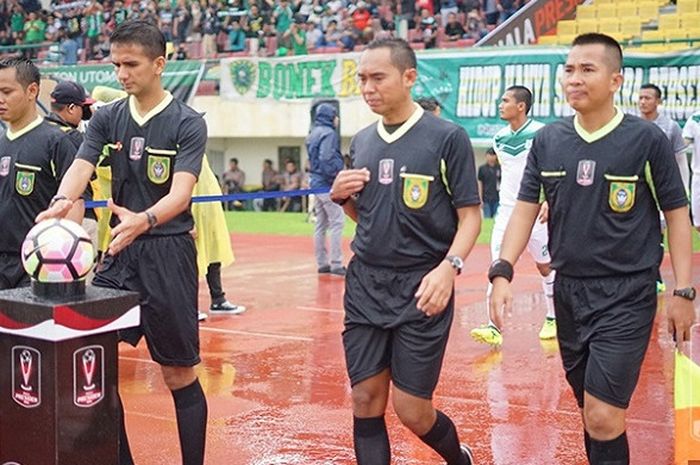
199, 326, 313, 342
296, 305, 344, 314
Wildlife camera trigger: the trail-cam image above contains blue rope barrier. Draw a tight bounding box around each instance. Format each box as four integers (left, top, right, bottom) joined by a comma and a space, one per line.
84, 187, 331, 209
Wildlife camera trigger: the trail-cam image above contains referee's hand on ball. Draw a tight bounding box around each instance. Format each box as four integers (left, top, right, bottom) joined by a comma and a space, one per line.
489, 277, 512, 330
330, 168, 370, 203
107, 199, 151, 255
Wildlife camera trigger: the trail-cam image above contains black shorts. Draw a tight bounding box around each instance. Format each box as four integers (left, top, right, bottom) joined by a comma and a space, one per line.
554, 269, 657, 409
92, 234, 200, 367
0, 253, 30, 290
342, 257, 454, 399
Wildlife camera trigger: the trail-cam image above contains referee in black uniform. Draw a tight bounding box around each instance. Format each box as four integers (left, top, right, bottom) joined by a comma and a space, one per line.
0, 58, 80, 290
490, 33, 695, 465
38, 21, 208, 465
331, 38, 481, 465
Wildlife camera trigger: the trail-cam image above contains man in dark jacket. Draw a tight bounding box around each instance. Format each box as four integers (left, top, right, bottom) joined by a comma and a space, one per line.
307, 103, 345, 276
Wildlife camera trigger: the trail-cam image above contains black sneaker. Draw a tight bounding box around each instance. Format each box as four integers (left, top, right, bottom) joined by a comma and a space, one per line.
210, 301, 247, 314
461, 444, 474, 465
318, 265, 331, 274
330, 267, 346, 277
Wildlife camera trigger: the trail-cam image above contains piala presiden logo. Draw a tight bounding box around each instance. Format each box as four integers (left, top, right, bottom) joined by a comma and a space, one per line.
230, 60, 256, 96
12, 346, 41, 408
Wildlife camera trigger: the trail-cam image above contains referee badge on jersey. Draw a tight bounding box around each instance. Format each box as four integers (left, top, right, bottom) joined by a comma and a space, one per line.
400, 173, 434, 209
15, 171, 35, 196
0, 156, 10, 176
605, 174, 638, 213
129, 137, 145, 160
576, 160, 596, 186
148, 155, 171, 184
379, 159, 394, 184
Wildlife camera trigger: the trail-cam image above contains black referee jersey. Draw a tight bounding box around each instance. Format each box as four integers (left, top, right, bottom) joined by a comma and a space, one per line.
0, 117, 77, 253
349, 106, 480, 269
76, 93, 207, 236
518, 111, 688, 277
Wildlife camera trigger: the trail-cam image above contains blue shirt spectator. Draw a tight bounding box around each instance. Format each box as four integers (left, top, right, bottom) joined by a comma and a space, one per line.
307, 103, 343, 189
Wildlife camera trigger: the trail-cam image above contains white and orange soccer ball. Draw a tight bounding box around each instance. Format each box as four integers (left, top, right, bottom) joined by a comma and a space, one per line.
21, 219, 95, 282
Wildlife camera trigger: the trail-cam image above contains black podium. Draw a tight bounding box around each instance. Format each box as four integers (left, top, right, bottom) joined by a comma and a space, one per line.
0, 286, 139, 465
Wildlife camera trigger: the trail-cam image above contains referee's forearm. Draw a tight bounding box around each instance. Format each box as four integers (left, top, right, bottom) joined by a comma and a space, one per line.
499, 200, 540, 265
342, 199, 358, 223
665, 206, 693, 288
57, 159, 95, 201
448, 204, 481, 259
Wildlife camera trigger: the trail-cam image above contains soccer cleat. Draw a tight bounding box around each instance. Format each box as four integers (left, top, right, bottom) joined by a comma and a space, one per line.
318, 265, 331, 274
461, 443, 475, 465
210, 301, 247, 314
656, 281, 666, 293
538, 317, 557, 340
198, 312, 208, 322
470, 325, 503, 346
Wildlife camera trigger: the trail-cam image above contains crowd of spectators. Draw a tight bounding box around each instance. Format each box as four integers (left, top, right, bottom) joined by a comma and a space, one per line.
0, 0, 530, 63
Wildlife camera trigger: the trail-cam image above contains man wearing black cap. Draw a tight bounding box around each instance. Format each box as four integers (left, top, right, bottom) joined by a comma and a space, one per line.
46, 80, 95, 147
46, 80, 99, 254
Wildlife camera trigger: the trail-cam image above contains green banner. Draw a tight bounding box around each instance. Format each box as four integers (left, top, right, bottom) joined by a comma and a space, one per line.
415, 47, 700, 141
219, 48, 700, 143
41, 60, 204, 102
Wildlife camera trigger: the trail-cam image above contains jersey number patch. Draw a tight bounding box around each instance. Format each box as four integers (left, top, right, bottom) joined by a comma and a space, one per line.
400, 173, 433, 209
148, 156, 171, 185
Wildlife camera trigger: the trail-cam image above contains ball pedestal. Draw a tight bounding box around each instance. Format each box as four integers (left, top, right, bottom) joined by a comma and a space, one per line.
0, 281, 140, 465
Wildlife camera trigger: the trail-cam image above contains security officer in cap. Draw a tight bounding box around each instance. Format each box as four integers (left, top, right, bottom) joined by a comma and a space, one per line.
46, 80, 99, 254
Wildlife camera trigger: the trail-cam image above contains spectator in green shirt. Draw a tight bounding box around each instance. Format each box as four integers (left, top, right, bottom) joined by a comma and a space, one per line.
285, 21, 307, 55
23, 12, 46, 44
273, 0, 293, 34
10, 6, 24, 39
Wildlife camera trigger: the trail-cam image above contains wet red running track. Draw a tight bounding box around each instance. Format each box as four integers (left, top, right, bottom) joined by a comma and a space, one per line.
119, 233, 691, 465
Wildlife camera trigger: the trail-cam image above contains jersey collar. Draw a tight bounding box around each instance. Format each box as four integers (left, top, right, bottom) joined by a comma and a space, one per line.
6, 116, 43, 141
376, 103, 424, 144
574, 106, 624, 144
510, 118, 533, 136
129, 91, 174, 127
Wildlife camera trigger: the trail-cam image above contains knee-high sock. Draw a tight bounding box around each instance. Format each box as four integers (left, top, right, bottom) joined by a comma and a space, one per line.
541, 269, 556, 319
171, 379, 208, 465
589, 431, 629, 465
419, 410, 469, 465
353, 416, 390, 465
118, 394, 134, 465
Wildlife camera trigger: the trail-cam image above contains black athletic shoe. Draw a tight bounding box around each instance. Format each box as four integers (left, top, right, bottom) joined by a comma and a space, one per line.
318, 265, 331, 274
461, 444, 474, 465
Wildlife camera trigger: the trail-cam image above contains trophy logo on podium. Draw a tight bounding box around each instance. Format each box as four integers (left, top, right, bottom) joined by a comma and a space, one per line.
11, 346, 40, 408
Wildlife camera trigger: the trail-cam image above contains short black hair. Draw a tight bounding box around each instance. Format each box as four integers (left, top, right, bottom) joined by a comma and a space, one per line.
486, 147, 496, 156
230, 158, 239, 164
415, 97, 440, 112
572, 33, 622, 72
110, 19, 166, 59
0, 57, 40, 89
264, 158, 273, 165
506, 85, 533, 114
366, 38, 417, 73
640, 83, 662, 99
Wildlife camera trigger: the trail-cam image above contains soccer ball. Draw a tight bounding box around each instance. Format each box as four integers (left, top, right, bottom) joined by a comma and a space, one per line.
21, 219, 95, 282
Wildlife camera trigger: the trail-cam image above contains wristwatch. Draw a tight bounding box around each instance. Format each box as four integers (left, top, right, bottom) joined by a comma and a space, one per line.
444, 255, 463, 275
673, 287, 696, 301
144, 210, 158, 230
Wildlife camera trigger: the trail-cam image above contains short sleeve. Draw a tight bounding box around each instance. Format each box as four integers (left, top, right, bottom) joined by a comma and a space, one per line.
648, 129, 688, 211
442, 127, 480, 208
76, 106, 110, 166
173, 115, 207, 178
517, 134, 543, 204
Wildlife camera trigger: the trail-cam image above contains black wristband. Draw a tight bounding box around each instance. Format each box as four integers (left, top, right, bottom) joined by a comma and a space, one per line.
488, 259, 514, 283
330, 190, 349, 205
144, 210, 158, 230
49, 195, 68, 208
